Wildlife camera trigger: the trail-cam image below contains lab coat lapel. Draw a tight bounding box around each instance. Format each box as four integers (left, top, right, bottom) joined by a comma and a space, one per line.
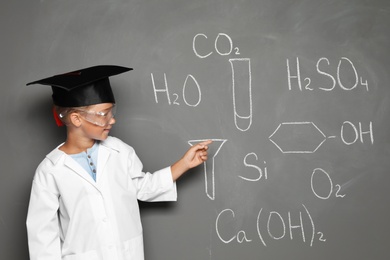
96, 144, 110, 182
63, 156, 99, 189
61, 143, 112, 190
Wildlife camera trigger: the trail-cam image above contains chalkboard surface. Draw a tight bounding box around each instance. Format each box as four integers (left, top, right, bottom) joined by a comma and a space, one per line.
1, 0, 390, 259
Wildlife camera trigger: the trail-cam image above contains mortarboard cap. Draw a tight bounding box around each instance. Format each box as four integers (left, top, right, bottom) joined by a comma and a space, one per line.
27, 65, 132, 107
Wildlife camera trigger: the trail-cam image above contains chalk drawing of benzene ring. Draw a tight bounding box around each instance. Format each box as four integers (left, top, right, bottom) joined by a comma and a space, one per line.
269, 122, 327, 153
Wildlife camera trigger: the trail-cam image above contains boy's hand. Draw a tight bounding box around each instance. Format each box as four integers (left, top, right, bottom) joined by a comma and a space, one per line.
184, 140, 212, 169
171, 140, 212, 181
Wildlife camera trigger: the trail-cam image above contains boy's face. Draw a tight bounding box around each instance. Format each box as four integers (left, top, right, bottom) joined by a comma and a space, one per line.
78, 103, 116, 141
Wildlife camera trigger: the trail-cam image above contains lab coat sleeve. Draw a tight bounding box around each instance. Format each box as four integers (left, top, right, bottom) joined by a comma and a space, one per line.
128, 148, 177, 202
26, 177, 61, 260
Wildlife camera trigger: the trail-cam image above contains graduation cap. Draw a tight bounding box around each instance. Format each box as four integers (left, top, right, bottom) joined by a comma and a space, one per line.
27, 65, 132, 107
26, 65, 132, 126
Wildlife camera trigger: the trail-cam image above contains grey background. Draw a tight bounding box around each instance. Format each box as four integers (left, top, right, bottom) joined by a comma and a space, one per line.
1, 0, 389, 259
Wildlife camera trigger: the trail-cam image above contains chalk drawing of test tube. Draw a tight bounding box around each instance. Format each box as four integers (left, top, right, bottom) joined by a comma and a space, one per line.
229, 58, 253, 132
188, 139, 227, 200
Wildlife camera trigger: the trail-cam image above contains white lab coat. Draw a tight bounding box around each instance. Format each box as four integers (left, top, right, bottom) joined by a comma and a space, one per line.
26, 136, 177, 260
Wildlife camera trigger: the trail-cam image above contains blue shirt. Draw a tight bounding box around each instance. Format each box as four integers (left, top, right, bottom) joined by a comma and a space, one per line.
70, 142, 99, 181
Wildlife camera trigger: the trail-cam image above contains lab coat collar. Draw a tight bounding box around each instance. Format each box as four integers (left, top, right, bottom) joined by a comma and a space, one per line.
45, 136, 121, 165
44, 137, 121, 189
45, 146, 98, 188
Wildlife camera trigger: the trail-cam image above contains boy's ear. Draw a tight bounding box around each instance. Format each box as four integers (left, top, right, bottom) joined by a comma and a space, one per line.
69, 112, 83, 127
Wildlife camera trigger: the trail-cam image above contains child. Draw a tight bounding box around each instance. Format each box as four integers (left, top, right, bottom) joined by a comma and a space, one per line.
26, 65, 211, 260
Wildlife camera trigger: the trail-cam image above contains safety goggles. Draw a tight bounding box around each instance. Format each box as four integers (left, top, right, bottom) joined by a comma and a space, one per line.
76, 104, 116, 127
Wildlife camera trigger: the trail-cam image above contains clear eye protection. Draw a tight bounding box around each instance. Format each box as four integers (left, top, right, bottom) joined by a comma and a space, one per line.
77, 104, 116, 127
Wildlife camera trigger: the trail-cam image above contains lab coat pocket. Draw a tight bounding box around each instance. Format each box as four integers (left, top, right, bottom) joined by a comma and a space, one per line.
123, 235, 144, 259
62, 250, 99, 260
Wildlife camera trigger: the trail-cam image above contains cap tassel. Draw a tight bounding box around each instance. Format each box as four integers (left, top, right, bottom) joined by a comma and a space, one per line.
52, 106, 64, 127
